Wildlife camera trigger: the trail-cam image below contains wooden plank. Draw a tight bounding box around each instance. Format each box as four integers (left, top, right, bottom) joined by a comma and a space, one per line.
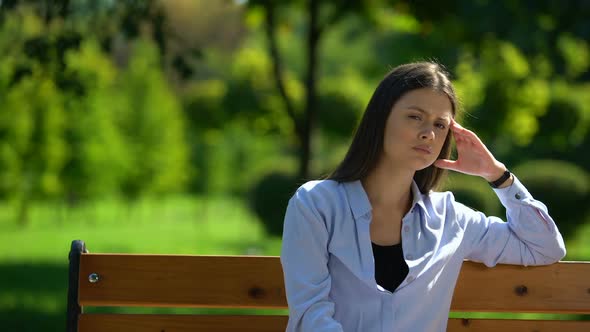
79, 253, 590, 314
79, 315, 590, 332
447, 318, 590, 332
451, 261, 590, 314
78, 314, 288, 332
78, 254, 287, 308
79, 314, 590, 332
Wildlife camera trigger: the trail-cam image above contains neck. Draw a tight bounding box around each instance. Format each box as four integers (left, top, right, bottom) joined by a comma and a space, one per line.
361, 161, 414, 212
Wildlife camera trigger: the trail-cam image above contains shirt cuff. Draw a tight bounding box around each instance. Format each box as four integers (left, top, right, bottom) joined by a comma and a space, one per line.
491, 174, 533, 207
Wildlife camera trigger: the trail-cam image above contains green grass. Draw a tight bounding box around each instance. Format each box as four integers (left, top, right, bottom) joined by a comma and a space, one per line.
563, 215, 590, 260
0, 195, 282, 262
0, 195, 283, 332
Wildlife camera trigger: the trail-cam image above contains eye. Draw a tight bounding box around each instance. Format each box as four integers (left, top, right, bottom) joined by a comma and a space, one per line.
436, 123, 446, 129
409, 115, 421, 120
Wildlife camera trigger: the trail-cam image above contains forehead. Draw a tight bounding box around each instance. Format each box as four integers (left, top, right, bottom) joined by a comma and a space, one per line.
394, 88, 453, 119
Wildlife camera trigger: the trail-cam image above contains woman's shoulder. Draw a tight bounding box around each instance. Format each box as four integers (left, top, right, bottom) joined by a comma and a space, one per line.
297, 179, 341, 192
427, 189, 481, 216
423, 189, 461, 211
294, 179, 344, 200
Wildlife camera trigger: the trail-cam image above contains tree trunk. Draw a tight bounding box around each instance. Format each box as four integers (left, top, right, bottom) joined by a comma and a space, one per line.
263, 1, 299, 131
299, 0, 321, 181
263, 0, 322, 181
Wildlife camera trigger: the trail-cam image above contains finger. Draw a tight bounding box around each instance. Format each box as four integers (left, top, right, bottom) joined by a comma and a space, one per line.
434, 159, 460, 171
454, 133, 472, 145
451, 120, 477, 135
451, 122, 472, 137
452, 124, 480, 144
453, 132, 466, 143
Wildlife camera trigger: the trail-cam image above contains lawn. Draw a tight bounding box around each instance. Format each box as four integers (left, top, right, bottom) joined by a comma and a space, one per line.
0, 195, 283, 332
1, 195, 588, 331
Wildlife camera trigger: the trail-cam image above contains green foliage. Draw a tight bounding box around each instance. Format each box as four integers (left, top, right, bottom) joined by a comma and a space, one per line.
441, 173, 502, 217
557, 34, 590, 79
0, 0, 588, 223
513, 160, 590, 240
548, 81, 590, 147
0, 10, 68, 204
0, 74, 68, 199
63, 38, 128, 198
453, 42, 553, 147
0, 6, 192, 209
117, 39, 190, 197
194, 123, 296, 196
250, 172, 299, 237
317, 72, 371, 138
61, 38, 191, 201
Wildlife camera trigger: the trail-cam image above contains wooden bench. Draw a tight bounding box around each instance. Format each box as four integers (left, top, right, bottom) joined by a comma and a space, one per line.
66, 239, 590, 332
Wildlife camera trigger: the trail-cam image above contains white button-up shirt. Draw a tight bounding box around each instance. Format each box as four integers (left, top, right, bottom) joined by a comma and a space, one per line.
280, 175, 566, 332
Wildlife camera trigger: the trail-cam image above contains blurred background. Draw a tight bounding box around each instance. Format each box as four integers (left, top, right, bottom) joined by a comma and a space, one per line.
0, 0, 589, 330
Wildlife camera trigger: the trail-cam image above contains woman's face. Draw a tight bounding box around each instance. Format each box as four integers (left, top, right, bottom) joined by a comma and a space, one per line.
382, 88, 453, 171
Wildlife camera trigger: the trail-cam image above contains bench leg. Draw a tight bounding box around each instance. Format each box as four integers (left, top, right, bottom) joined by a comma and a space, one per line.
66, 240, 87, 332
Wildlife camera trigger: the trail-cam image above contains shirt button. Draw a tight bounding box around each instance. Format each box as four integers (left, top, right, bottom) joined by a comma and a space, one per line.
404, 225, 410, 233
406, 254, 413, 260
515, 193, 522, 200
406, 275, 415, 283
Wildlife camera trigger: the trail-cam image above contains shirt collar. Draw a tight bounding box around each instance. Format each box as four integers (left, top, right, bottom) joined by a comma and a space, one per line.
410, 180, 429, 218
343, 179, 428, 221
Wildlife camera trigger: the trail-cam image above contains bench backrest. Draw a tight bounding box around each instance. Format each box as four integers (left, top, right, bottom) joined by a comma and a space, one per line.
67, 240, 590, 332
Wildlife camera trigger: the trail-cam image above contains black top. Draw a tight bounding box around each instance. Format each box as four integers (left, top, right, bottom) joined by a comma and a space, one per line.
372, 242, 409, 293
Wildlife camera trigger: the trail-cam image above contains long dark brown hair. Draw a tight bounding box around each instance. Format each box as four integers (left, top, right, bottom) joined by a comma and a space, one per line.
328, 61, 459, 194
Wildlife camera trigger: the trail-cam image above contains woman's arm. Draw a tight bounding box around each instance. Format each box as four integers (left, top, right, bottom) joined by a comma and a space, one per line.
452, 175, 566, 266
435, 119, 566, 265
281, 188, 344, 332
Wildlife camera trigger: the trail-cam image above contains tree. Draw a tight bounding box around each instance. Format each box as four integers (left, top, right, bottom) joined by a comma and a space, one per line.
400, 0, 590, 167
0, 4, 192, 224
247, 0, 380, 180
0, 8, 69, 225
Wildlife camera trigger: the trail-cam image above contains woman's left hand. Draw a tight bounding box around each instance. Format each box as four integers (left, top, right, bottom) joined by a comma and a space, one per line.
434, 119, 507, 182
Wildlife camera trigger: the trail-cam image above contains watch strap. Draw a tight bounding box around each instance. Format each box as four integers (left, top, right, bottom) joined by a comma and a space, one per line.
489, 170, 511, 188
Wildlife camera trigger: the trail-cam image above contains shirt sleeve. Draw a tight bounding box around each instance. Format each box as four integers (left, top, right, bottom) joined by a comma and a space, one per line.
454, 174, 567, 267
280, 189, 344, 332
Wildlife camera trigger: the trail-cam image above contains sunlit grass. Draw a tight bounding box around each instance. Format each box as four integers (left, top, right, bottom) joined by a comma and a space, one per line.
563, 215, 590, 261
0, 195, 282, 264
0, 194, 283, 331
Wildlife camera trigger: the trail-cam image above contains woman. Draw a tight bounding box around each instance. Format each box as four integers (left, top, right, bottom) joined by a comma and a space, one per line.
280, 61, 566, 332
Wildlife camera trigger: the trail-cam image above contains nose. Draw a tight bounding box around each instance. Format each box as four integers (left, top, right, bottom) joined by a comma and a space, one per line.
419, 127, 435, 140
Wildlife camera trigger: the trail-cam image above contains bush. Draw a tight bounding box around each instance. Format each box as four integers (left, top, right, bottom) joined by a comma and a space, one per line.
249, 172, 299, 237
441, 173, 502, 217
513, 159, 590, 240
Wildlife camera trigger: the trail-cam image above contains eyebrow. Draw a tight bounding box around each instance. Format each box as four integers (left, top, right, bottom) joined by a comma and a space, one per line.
407, 106, 451, 122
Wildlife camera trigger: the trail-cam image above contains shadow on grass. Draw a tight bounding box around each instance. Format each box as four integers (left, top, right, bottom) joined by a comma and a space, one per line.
0, 262, 68, 331
1, 262, 68, 292
0, 309, 65, 332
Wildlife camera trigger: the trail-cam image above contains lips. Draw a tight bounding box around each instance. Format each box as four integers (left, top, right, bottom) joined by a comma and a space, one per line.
413, 145, 432, 154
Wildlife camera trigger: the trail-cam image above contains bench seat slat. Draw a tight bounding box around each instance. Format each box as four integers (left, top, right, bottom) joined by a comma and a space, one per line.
78, 314, 590, 332
447, 318, 590, 331
79, 314, 289, 332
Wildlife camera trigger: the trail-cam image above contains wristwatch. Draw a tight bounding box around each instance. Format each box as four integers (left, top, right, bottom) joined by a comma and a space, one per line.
489, 170, 511, 188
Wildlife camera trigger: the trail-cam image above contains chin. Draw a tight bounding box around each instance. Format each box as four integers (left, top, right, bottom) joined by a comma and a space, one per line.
411, 160, 433, 172
415, 164, 432, 172
412, 157, 437, 171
